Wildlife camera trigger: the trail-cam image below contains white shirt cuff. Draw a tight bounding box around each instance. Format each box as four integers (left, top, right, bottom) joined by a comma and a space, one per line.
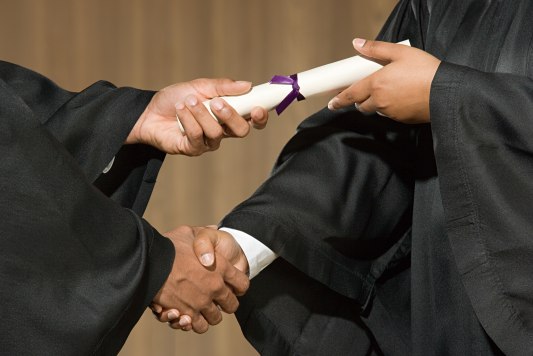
220, 227, 278, 279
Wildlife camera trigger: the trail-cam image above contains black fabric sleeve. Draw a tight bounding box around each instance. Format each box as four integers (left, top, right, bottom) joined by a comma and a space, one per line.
0, 60, 164, 216
221, 108, 416, 305
0, 60, 157, 181
430, 61, 533, 354
0, 73, 173, 354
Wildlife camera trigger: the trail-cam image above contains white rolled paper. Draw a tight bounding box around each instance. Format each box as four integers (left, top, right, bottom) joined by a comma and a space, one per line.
177, 40, 410, 131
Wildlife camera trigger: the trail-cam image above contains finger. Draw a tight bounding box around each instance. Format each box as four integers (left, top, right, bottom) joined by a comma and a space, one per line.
175, 102, 207, 153
328, 77, 372, 111
194, 78, 252, 98
250, 107, 268, 130
200, 303, 223, 326
184, 95, 224, 148
210, 98, 250, 138
181, 325, 193, 332
159, 309, 180, 323
191, 315, 210, 334
180, 315, 192, 328
219, 255, 250, 296
352, 38, 408, 64
158, 309, 181, 323
168, 321, 181, 330
150, 303, 163, 314
213, 286, 240, 314
356, 96, 379, 115
213, 79, 252, 97
193, 229, 219, 267
180, 316, 193, 332
169, 314, 192, 330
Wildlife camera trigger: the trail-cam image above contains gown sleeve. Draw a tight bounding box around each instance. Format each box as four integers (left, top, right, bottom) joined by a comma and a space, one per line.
221, 108, 415, 303
430, 61, 533, 353
0, 67, 173, 355
0, 60, 165, 215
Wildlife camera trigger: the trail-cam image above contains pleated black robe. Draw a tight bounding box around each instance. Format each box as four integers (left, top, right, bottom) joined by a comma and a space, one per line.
0, 61, 174, 355
220, 0, 533, 354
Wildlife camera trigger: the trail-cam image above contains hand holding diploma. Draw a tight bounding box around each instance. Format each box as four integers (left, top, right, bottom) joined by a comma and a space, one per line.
328, 39, 441, 123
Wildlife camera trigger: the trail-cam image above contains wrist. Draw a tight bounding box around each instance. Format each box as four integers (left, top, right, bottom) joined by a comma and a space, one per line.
125, 110, 145, 144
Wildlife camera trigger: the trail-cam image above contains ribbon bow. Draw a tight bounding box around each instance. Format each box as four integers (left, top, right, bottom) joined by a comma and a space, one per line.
269, 74, 306, 115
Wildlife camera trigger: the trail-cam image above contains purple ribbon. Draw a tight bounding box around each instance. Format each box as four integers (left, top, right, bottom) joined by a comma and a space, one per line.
269, 74, 306, 115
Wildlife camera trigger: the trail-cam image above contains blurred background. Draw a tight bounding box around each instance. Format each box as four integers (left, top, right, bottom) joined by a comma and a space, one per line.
0, 0, 396, 354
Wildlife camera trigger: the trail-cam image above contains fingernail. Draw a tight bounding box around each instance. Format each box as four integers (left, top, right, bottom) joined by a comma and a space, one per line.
211, 98, 224, 111
254, 109, 264, 120
236, 80, 252, 86
175, 102, 185, 110
153, 304, 162, 313
179, 316, 191, 327
168, 310, 180, 321
353, 38, 366, 48
200, 253, 214, 266
328, 98, 339, 111
186, 95, 198, 107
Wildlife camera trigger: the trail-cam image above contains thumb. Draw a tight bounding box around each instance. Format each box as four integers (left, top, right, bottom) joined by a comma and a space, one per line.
353, 38, 406, 64
192, 227, 218, 267
216, 79, 252, 96
196, 78, 252, 98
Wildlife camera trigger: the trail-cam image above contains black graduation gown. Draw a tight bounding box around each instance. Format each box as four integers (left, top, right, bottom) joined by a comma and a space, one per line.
220, 0, 533, 354
0, 61, 174, 355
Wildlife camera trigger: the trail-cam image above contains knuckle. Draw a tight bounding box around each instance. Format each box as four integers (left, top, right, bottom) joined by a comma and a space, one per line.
209, 312, 223, 325
189, 128, 204, 141
177, 225, 194, 235
370, 77, 385, 92
195, 322, 209, 334
189, 149, 203, 157
228, 301, 239, 314
197, 295, 211, 308
218, 288, 232, 301
211, 278, 225, 293
209, 141, 221, 151
233, 123, 250, 138
194, 237, 211, 250
367, 41, 377, 56
344, 91, 355, 102
207, 126, 224, 139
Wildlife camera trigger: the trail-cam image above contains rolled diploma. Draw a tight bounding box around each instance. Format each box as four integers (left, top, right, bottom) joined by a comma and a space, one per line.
200, 40, 410, 120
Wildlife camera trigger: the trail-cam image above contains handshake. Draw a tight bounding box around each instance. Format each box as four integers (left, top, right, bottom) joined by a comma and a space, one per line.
150, 226, 249, 333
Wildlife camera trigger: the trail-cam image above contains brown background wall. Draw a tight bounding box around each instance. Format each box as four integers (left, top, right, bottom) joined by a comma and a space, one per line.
0, 0, 397, 354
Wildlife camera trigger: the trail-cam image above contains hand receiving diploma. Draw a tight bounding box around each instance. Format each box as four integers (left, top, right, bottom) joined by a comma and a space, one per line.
328, 39, 441, 123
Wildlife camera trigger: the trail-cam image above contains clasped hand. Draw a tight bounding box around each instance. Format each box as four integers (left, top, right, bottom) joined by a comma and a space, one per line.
151, 226, 249, 333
